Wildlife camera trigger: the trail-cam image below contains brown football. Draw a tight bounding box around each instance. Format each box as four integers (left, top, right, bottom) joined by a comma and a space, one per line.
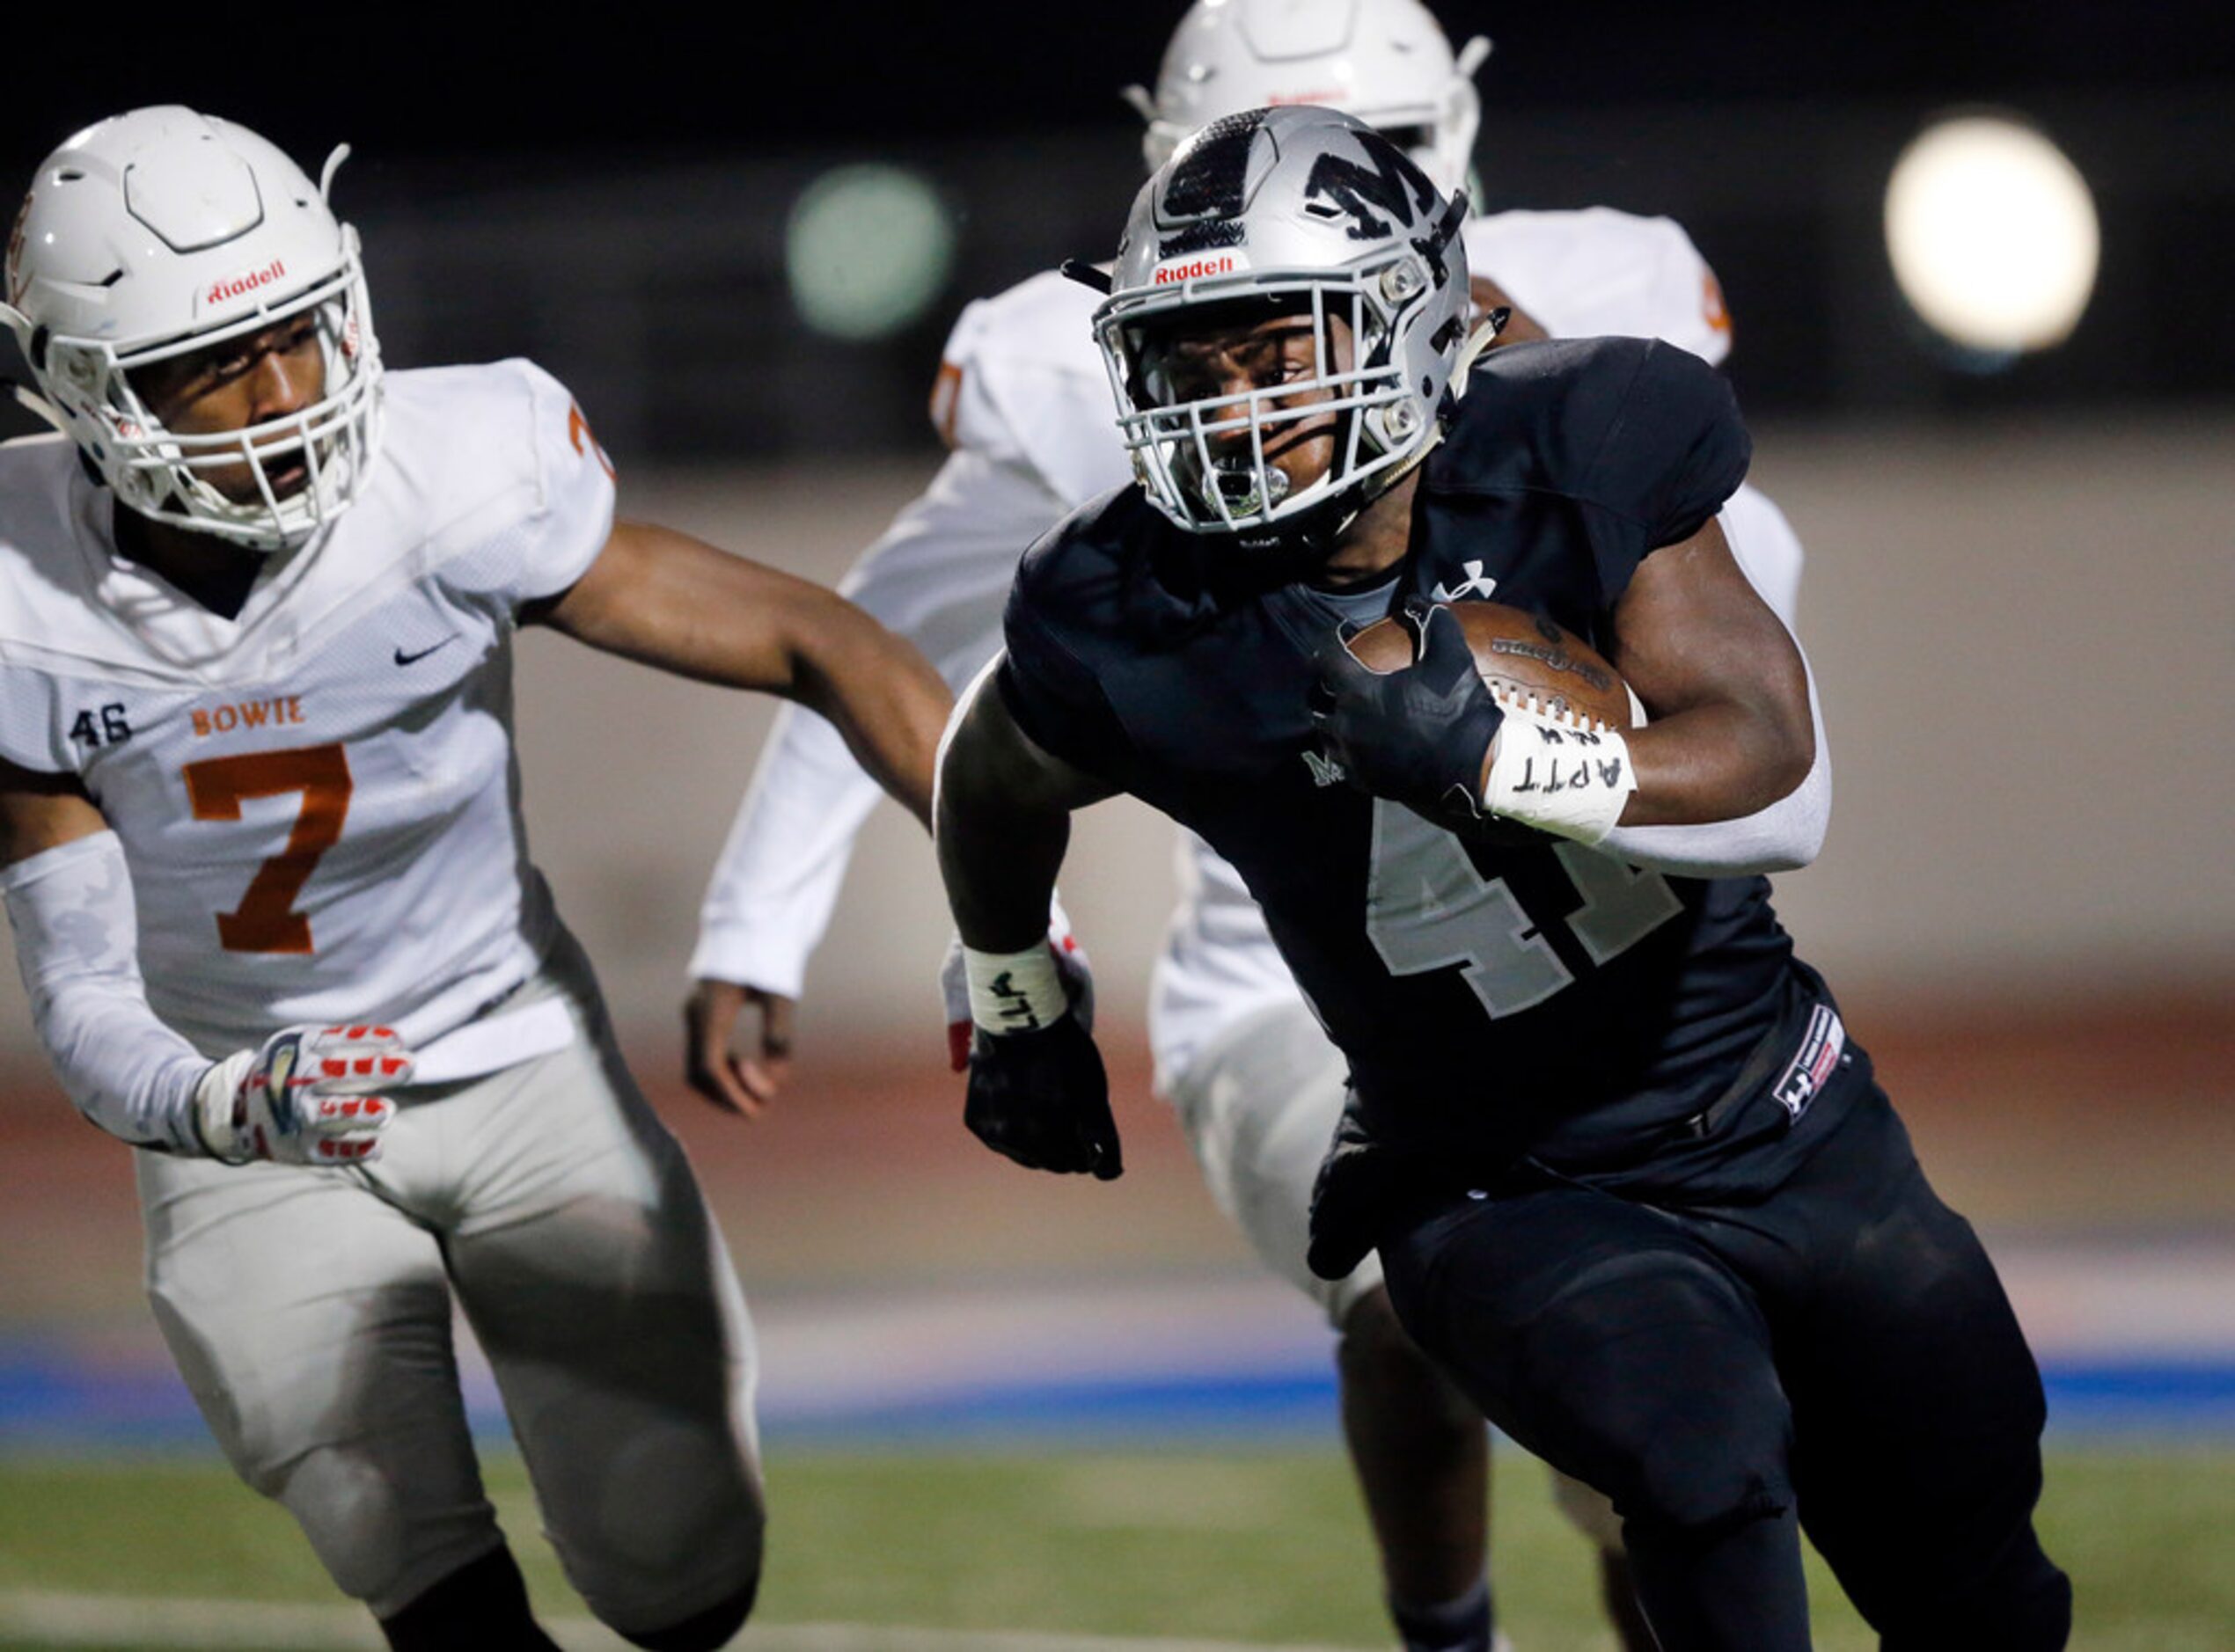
1345, 600, 1633, 731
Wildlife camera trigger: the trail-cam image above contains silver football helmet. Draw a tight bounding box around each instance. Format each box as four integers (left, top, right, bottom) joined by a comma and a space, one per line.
1124, 0, 1491, 200
2, 106, 383, 551
1092, 106, 1472, 550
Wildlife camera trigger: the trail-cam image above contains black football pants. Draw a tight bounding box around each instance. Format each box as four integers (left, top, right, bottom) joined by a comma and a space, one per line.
1377, 1074, 2070, 1651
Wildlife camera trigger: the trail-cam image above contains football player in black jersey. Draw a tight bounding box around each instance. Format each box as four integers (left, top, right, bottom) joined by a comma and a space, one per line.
936, 107, 2070, 1651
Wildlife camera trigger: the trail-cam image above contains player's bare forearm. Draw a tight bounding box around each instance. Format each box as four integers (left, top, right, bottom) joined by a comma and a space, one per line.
0, 758, 108, 866
535, 521, 950, 827
1603, 519, 1814, 828
935, 668, 1109, 953
785, 617, 950, 830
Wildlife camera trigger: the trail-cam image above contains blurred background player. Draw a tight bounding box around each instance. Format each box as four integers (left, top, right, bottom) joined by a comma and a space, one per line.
686, 4, 1805, 1648
0, 108, 948, 1650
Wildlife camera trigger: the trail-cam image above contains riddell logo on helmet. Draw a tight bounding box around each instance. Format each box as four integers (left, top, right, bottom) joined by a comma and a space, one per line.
1154, 256, 1236, 285
206, 260, 287, 308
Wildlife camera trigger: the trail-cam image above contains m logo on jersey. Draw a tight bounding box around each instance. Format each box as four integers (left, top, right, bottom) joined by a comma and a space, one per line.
1303, 136, 1437, 242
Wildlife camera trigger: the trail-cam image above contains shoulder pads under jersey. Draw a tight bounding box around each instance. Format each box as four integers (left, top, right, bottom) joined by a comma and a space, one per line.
1467, 208, 1733, 366
930, 269, 1135, 512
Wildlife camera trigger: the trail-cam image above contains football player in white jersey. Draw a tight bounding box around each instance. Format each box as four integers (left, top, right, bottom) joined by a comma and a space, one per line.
689, 5, 1804, 1649
0, 108, 951, 1651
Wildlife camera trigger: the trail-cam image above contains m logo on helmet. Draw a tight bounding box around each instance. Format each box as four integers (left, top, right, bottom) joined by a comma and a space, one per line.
1156, 109, 1267, 259
1303, 136, 1438, 242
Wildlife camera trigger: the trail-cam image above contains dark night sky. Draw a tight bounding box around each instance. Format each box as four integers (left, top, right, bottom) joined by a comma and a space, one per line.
6, 4, 2235, 172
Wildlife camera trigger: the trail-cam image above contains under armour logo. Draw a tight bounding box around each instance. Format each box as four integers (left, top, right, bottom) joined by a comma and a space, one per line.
1431, 561, 1499, 603
1302, 750, 1347, 787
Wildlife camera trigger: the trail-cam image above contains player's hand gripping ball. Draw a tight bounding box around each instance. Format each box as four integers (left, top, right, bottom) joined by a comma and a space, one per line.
194, 1023, 414, 1166
1343, 599, 1635, 731
1312, 597, 1509, 831
1318, 598, 1634, 843
964, 1014, 1123, 1181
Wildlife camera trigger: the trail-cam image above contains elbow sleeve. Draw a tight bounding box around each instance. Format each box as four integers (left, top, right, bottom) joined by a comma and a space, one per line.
1598, 649, 1831, 880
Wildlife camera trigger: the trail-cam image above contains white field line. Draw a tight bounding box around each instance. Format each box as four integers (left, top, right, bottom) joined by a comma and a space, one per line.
0, 1590, 1370, 1652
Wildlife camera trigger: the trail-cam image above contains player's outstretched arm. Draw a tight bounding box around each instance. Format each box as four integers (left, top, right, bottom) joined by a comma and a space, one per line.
0, 761, 407, 1162
531, 521, 953, 829
1605, 515, 1815, 829
936, 662, 1123, 1180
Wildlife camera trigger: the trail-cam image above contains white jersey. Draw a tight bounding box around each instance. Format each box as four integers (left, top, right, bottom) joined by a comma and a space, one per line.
0, 360, 614, 1056
692, 209, 1805, 1088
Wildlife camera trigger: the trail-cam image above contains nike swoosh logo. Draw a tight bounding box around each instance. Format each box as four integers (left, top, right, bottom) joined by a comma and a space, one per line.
393, 637, 458, 667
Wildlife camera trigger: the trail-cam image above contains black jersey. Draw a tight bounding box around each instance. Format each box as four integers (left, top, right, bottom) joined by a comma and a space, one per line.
1000, 336, 1817, 1176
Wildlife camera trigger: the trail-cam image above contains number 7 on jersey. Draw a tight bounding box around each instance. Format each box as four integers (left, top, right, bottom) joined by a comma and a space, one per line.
182, 743, 354, 954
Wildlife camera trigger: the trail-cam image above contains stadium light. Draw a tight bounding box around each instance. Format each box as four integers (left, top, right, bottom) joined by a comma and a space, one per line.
1884, 113, 2099, 360
786, 164, 956, 342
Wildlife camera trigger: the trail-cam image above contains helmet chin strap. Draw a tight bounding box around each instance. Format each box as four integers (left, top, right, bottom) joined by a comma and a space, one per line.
1451, 312, 1506, 387
0, 377, 70, 438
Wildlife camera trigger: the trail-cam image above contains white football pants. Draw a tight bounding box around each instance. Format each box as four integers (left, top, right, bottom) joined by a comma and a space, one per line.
136, 932, 764, 1631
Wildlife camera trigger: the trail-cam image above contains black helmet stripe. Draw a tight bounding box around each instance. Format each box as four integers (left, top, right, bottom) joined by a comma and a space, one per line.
1155, 109, 1269, 258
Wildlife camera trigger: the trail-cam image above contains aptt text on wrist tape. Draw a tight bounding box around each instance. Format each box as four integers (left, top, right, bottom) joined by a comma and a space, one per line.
1482, 705, 1637, 844
964, 944, 1067, 1035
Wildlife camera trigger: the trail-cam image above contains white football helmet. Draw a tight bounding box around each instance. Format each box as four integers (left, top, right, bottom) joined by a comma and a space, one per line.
2, 106, 383, 551
1125, 0, 1491, 199
1093, 106, 1474, 552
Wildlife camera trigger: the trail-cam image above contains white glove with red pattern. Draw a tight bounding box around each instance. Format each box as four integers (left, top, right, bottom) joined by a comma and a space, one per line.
192, 1023, 414, 1166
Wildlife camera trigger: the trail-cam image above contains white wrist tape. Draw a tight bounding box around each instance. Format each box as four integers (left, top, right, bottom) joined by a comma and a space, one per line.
964, 943, 1068, 1036
0, 832, 209, 1153
1482, 703, 1637, 845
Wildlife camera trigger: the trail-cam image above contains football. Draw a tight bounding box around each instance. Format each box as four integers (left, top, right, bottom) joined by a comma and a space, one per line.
1345, 600, 1634, 731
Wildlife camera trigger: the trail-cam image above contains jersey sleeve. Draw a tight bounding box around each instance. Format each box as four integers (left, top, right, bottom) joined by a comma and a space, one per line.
504, 360, 619, 605
0, 664, 76, 775
1576, 340, 1753, 597
933, 274, 1134, 512
996, 540, 1137, 784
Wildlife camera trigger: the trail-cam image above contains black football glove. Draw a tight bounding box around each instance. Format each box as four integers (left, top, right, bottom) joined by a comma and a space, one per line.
1311, 598, 1505, 829
964, 1013, 1124, 1181
1306, 1114, 1404, 1283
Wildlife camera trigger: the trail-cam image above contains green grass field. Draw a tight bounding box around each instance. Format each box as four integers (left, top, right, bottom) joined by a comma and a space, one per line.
1, 1445, 2231, 1649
